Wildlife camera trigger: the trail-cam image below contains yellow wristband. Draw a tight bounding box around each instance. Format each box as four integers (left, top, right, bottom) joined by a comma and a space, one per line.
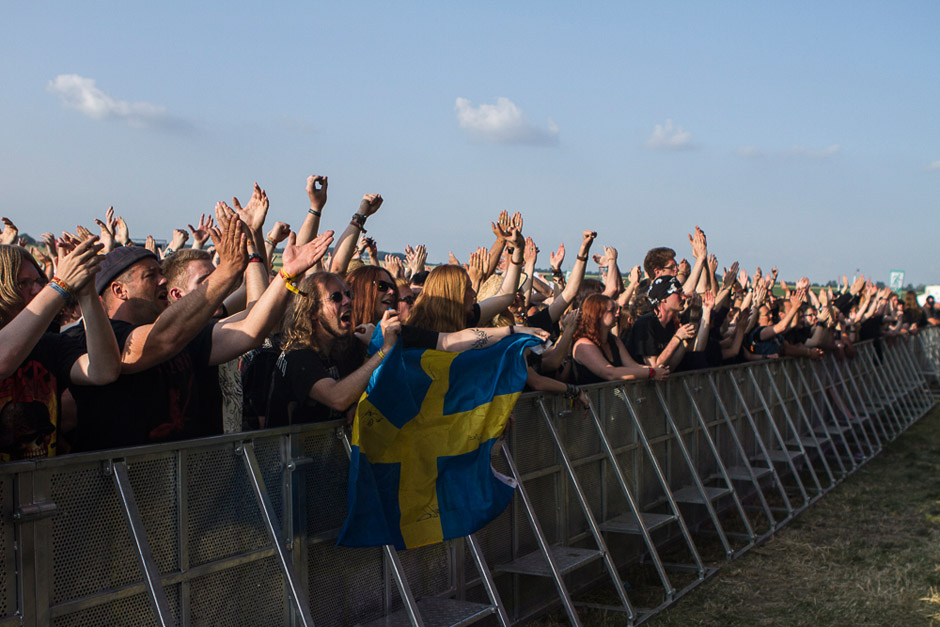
376, 348, 387, 360
279, 269, 305, 296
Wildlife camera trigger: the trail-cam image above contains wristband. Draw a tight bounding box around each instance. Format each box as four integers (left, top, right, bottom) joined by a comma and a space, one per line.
648, 367, 655, 379
48, 280, 73, 304
576, 255, 588, 262
265, 237, 277, 247
350, 213, 368, 233
509, 325, 515, 335
376, 348, 387, 360
308, 208, 321, 217
564, 383, 580, 399
164, 247, 175, 256
278, 268, 307, 296
247, 253, 263, 264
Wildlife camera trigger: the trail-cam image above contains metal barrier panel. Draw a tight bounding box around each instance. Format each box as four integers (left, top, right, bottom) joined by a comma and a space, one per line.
1, 329, 936, 626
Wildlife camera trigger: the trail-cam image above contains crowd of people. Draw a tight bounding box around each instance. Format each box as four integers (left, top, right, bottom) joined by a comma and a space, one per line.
1, 177, 937, 462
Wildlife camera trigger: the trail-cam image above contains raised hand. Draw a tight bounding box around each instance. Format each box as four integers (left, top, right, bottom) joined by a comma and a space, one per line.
306, 175, 328, 212
383, 254, 404, 280
708, 254, 718, 276
188, 213, 215, 249
511, 212, 523, 232
378, 308, 402, 351
40, 232, 57, 254
267, 222, 291, 246
358, 193, 383, 217
0, 217, 19, 245
678, 258, 691, 276
448, 251, 460, 266
168, 228, 189, 252
753, 282, 767, 306
702, 289, 715, 311
405, 244, 426, 276
523, 237, 538, 266
559, 308, 581, 331
114, 216, 130, 246
467, 248, 485, 288
628, 265, 642, 284
232, 183, 269, 232
144, 235, 157, 254
688, 225, 706, 259
796, 276, 810, 291
281, 230, 335, 278
211, 201, 250, 275
722, 261, 739, 290
53, 235, 105, 294
737, 268, 749, 290
549, 242, 565, 271
94, 208, 116, 253
76, 224, 93, 240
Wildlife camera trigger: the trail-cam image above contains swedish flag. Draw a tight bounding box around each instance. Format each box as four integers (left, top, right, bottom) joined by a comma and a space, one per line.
338, 330, 540, 550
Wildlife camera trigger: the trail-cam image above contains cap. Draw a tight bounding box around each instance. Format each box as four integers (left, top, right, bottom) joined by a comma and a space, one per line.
95, 246, 158, 295
647, 275, 683, 306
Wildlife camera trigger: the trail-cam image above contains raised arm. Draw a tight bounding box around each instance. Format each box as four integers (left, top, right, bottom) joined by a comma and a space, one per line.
682, 226, 707, 296
330, 194, 382, 275
547, 230, 596, 321
477, 223, 525, 323
119, 204, 248, 373
209, 230, 334, 365
297, 175, 327, 246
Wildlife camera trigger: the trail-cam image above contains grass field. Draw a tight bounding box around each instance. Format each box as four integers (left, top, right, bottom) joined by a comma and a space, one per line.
523, 402, 940, 626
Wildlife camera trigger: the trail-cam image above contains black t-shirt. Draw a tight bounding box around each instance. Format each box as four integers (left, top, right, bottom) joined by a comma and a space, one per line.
626, 313, 676, 363
525, 307, 557, 336
746, 325, 782, 356
69, 319, 220, 452
466, 303, 482, 328
784, 325, 813, 346
0, 333, 84, 461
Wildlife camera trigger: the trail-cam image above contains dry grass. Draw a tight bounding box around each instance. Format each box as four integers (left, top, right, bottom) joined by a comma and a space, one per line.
522, 403, 940, 626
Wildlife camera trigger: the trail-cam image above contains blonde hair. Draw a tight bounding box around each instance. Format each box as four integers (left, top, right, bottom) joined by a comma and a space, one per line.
280, 272, 342, 352
0, 245, 45, 328
407, 265, 471, 333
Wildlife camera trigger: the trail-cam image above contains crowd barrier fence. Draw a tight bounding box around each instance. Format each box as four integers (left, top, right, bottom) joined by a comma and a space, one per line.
2, 327, 938, 626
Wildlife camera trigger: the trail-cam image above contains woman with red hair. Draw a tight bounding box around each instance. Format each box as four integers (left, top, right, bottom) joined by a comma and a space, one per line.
572, 294, 669, 384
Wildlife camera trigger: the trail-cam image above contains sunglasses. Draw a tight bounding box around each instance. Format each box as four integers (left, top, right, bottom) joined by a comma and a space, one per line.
399, 295, 416, 305
374, 280, 396, 293
327, 289, 352, 303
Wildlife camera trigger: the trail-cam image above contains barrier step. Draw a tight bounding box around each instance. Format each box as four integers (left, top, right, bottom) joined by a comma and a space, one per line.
496, 545, 601, 577
787, 436, 822, 448
672, 486, 730, 504
816, 424, 852, 436
716, 465, 772, 481
600, 511, 676, 534
360, 596, 495, 627
754, 450, 802, 464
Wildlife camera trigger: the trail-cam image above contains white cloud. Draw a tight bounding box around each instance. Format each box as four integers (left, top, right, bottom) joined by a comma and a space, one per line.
926, 160, 940, 172
645, 119, 694, 150
786, 144, 840, 158
47, 74, 184, 130
455, 97, 558, 145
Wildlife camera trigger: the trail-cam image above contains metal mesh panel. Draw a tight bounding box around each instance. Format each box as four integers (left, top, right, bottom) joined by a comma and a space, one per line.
514, 473, 559, 557
52, 586, 179, 627
186, 446, 267, 567
254, 436, 284, 528
567, 460, 602, 542
127, 456, 179, 574
558, 398, 599, 462
301, 429, 349, 537
467, 505, 512, 583
511, 398, 556, 475
51, 464, 139, 604
306, 541, 384, 626
608, 449, 638, 520
602, 386, 636, 449
189, 555, 286, 626
399, 540, 452, 598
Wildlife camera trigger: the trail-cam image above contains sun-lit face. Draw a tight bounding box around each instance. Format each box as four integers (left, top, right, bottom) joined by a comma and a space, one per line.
372, 270, 398, 321
317, 278, 353, 339
118, 259, 169, 323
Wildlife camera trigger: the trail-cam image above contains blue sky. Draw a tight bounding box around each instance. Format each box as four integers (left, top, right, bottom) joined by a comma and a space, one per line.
2, 1, 938, 285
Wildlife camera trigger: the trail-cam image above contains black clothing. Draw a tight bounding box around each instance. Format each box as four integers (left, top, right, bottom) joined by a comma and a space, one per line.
573, 335, 623, 385
626, 313, 676, 363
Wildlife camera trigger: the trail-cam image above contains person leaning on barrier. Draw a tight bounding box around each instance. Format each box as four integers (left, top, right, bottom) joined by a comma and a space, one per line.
67, 205, 333, 452
572, 293, 669, 384
0, 238, 120, 461
265, 271, 549, 427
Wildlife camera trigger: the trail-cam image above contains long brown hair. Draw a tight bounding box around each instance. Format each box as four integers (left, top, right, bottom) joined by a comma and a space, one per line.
904, 290, 922, 320
573, 293, 611, 348
280, 272, 343, 352
0, 245, 46, 328
347, 265, 398, 328
407, 265, 471, 333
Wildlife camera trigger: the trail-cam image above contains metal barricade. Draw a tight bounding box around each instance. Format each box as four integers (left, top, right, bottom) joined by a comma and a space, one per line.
1, 328, 936, 626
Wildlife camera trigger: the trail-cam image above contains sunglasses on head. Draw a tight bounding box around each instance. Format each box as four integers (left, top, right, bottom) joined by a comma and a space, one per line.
327, 289, 352, 303
374, 280, 395, 293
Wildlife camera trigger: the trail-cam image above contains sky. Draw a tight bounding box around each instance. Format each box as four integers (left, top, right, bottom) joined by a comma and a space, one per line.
2, 1, 938, 286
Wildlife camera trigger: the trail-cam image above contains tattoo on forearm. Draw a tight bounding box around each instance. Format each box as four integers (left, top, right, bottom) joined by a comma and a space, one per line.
471, 329, 489, 349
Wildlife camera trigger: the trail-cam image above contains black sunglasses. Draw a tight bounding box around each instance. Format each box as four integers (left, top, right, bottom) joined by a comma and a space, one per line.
374, 280, 396, 293
327, 289, 352, 303
399, 295, 415, 305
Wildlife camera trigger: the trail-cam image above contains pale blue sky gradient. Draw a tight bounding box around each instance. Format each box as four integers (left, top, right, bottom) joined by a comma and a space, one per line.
2, 1, 938, 285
